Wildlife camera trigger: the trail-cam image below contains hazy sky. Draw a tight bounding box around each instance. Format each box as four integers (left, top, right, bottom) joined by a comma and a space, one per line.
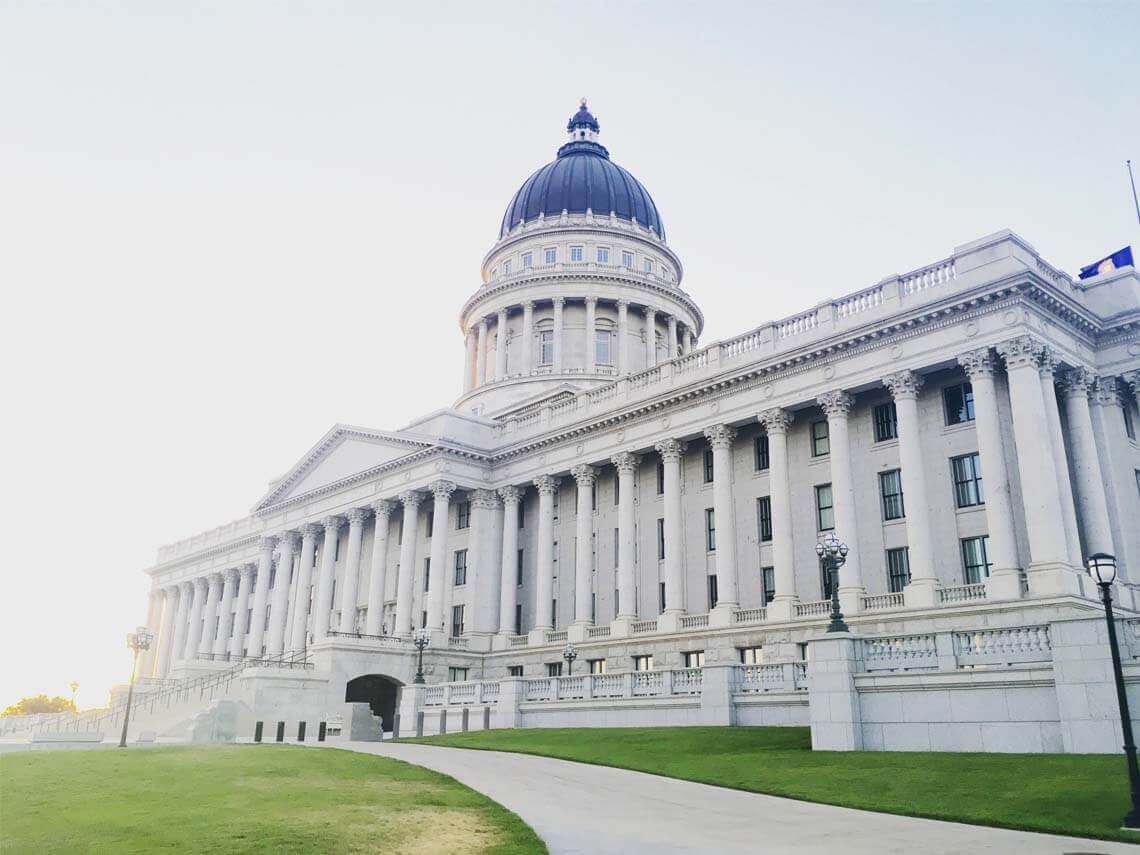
2, 1, 1137, 708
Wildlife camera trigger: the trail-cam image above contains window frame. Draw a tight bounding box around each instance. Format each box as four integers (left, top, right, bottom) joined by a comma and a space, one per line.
544, 247, 557, 265
961, 535, 992, 584
705, 508, 716, 552
886, 547, 911, 593
569, 245, 583, 262
450, 604, 465, 637
757, 496, 772, 542
943, 382, 976, 426
873, 401, 898, 442
810, 420, 831, 457
456, 501, 471, 530
702, 447, 715, 483
879, 469, 905, 521
754, 433, 770, 470
950, 452, 985, 508
453, 549, 468, 586
539, 329, 554, 365
815, 483, 835, 532
596, 246, 610, 264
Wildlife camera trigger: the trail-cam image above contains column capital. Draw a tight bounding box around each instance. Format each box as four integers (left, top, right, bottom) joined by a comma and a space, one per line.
611, 451, 640, 473
616, 298, 629, 310
166, 583, 182, 596
703, 424, 737, 449
570, 463, 598, 486
654, 438, 687, 461
478, 317, 489, 330
1060, 366, 1096, 397
996, 335, 1044, 370
883, 369, 925, 400
372, 498, 396, 519
497, 307, 508, 320
758, 407, 794, 434
428, 480, 457, 502
277, 530, 299, 552
552, 296, 565, 309
399, 490, 425, 509
533, 474, 562, 495
239, 563, 256, 581
207, 572, 223, 587
1122, 370, 1140, 395
1093, 375, 1121, 407
180, 579, 196, 594
583, 295, 597, 307
645, 305, 657, 317
498, 484, 524, 505
257, 535, 277, 552
471, 488, 500, 509
522, 300, 535, 312
223, 567, 240, 585
817, 390, 854, 418
345, 507, 369, 526
1037, 346, 1062, 379
321, 515, 343, 533
299, 522, 322, 540
957, 347, 997, 380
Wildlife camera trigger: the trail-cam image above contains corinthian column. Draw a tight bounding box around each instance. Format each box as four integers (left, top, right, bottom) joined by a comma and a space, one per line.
213, 569, 238, 657
469, 489, 502, 634
426, 481, 457, 634
997, 336, 1076, 594
532, 475, 561, 631
521, 301, 534, 373
571, 465, 598, 626
817, 391, 864, 612
229, 564, 255, 658
584, 297, 597, 373
644, 307, 657, 367
288, 524, 320, 650
155, 586, 179, 676
495, 309, 509, 380
1040, 350, 1084, 569
198, 573, 223, 656
883, 371, 939, 606
336, 509, 368, 633
394, 491, 423, 636
171, 581, 193, 665
266, 532, 297, 655
312, 517, 343, 640
617, 300, 629, 374
497, 486, 524, 635
365, 500, 395, 635
611, 453, 640, 625
244, 537, 276, 656
552, 298, 565, 372
957, 348, 1021, 599
654, 440, 686, 618
475, 319, 488, 386
759, 409, 796, 619
184, 577, 207, 659
1090, 376, 1139, 579
463, 328, 476, 392
667, 316, 678, 359
705, 425, 739, 619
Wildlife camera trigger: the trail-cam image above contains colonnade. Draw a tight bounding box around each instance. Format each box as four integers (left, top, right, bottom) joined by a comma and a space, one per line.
462, 296, 697, 392
144, 335, 1138, 675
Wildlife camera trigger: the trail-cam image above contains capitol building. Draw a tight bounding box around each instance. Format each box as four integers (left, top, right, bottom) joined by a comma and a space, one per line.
113, 101, 1140, 753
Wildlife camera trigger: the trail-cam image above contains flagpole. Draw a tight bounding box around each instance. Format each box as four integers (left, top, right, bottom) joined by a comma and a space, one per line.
1128, 160, 1140, 227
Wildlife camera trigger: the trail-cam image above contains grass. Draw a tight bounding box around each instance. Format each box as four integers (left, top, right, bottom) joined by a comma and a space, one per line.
0, 745, 545, 854
411, 726, 1140, 843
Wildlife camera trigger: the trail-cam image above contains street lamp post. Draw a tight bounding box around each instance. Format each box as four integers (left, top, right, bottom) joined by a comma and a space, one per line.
562, 642, 578, 676
412, 628, 430, 685
119, 627, 153, 749
1086, 552, 1140, 829
815, 533, 849, 634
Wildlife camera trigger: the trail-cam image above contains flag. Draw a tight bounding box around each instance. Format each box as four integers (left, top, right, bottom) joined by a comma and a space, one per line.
1078, 246, 1134, 280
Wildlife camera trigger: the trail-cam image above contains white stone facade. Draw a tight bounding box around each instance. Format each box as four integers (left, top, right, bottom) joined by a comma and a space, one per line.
128, 104, 1140, 752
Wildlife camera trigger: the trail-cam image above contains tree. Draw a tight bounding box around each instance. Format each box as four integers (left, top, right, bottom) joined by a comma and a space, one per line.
1, 694, 77, 717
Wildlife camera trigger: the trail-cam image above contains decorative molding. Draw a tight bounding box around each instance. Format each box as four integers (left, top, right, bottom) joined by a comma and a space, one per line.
399, 491, 425, 509
299, 523, 322, 541
817, 390, 855, 419
372, 498, 396, 519
570, 464, 598, 485
345, 508, 369, 526
277, 530, 299, 553
1060, 366, 1095, 397
703, 424, 737, 449
883, 370, 925, 400
996, 334, 1044, 370
956, 347, 996, 380
533, 474, 562, 495
653, 438, 686, 461
429, 480, 458, 502
1093, 376, 1121, 407
498, 485, 524, 505
258, 536, 278, 552
321, 515, 344, 532
758, 408, 794, 434
610, 451, 640, 473
470, 488, 500, 509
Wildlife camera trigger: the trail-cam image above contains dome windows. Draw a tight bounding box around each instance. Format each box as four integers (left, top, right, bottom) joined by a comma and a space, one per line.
570, 246, 583, 262
503, 259, 512, 275
544, 247, 557, 264
597, 246, 610, 264
522, 252, 533, 269
622, 251, 634, 269
643, 258, 654, 274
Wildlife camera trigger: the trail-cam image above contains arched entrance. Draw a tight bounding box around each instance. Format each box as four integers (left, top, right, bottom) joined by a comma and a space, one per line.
345, 675, 403, 732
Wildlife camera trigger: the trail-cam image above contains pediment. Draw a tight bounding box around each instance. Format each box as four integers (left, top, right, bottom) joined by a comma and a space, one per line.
254, 425, 432, 510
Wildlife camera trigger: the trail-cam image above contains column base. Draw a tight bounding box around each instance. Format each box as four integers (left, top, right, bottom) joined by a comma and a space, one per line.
527, 627, 550, 646
709, 604, 737, 629
838, 586, 865, 616
491, 633, 512, 651
656, 611, 683, 634
766, 597, 796, 622
424, 628, 448, 649
984, 568, 1024, 601
567, 623, 589, 643
609, 616, 634, 639
903, 578, 939, 608
1026, 562, 1083, 597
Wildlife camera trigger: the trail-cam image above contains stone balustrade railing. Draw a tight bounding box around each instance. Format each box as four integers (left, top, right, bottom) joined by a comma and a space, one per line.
861, 625, 1053, 673
422, 680, 502, 707
737, 663, 806, 694
733, 607, 767, 625
862, 634, 940, 672
679, 614, 710, 630
631, 619, 659, 635
515, 668, 719, 703
862, 592, 905, 611
939, 583, 987, 604
954, 626, 1051, 667
795, 599, 831, 618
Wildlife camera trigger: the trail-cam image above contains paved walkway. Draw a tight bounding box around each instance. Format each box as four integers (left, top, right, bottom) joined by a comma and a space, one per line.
326, 740, 1137, 854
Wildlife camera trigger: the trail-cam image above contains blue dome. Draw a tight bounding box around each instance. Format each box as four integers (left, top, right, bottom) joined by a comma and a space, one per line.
499, 103, 665, 240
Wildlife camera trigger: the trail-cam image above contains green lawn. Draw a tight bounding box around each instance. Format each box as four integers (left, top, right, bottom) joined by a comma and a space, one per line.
412, 726, 1140, 843
0, 745, 545, 854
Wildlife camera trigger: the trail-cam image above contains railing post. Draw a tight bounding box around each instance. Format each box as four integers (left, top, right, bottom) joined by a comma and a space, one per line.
661, 669, 673, 697
623, 671, 634, 698
583, 674, 594, 700
934, 631, 957, 671
781, 662, 796, 692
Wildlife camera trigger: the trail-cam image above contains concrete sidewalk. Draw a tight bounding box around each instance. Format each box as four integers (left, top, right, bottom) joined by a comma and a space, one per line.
325, 740, 1137, 854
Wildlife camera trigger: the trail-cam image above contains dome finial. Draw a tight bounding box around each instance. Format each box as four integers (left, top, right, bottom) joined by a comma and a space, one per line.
566, 98, 600, 137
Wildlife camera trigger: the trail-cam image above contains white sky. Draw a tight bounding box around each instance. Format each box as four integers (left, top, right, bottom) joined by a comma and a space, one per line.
2, 1, 1137, 709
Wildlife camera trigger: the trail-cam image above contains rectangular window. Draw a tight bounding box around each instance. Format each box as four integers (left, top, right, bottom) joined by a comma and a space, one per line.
589, 481, 597, 512
591, 592, 596, 624
613, 475, 620, 506
944, 382, 976, 425
879, 469, 905, 520
521, 251, 532, 268
502, 259, 511, 275
656, 459, 665, 494
245, 608, 252, 634
551, 598, 557, 630
815, 484, 835, 531
873, 401, 898, 442
683, 651, 706, 668
596, 246, 610, 264
757, 497, 772, 542
656, 518, 665, 560
739, 646, 764, 665
595, 329, 612, 365
707, 575, 719, 610
508, 665, 524, 677
588, 658, 607, 674
518, 500, 525, 529
448, 666, 468, 682
570, 245, 583, 262
451, 605, 465, 637
539, 330, 554, 364
1124, 404, 1136, 440
544, 247, 557, 264
703, 447, 715, 483
517, 548, 524, 586
886, 547, 911, 593
454, 550, 468, 586
762, 566, 776, 604
333, 535, 341, 562
633, 654, 654, 671
421, 609, 427, 629
643, 258, 653, 274
547, 662, 563, 677
754, 433, 770, 470
811, 420, 830, 456
961, 535, 992, 584
425, 511, 434, 538
514, 603, 522, 635
614, 587, 620, 616
950, 452, 984, 508
705, 508, 716, 552
622, 250, 634, 268
456, 501, 470, 530
553, 491, 560, 520
613, 527, 619, 566
659, 580, 666, 612
423, 557, 430, 592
